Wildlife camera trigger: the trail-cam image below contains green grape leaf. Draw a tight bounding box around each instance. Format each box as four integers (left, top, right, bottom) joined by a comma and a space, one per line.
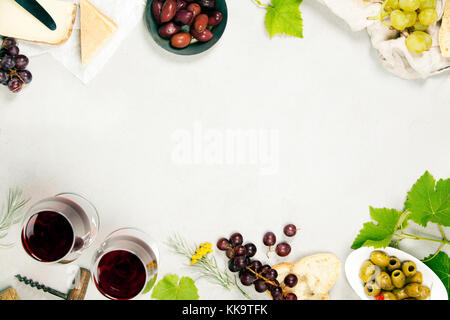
351, 207, 408, 249
405, 171, 450, 227
423, 251, 449, 299
265, 0, 303, 38
151, 274, 199, 300
141, 273, 158, 295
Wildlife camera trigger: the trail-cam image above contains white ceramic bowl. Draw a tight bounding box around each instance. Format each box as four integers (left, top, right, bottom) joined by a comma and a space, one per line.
345, 247, 447, 300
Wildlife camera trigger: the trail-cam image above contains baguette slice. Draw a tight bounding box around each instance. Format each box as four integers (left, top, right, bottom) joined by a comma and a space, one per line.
80, 0, 118, 65
0, 0, 76, 45
272, 253, 341, 300
440, 0, 450, 57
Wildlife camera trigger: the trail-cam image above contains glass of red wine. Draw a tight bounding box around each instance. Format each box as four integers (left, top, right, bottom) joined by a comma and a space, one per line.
21, 193, 100, 264
91, 228, 159, 300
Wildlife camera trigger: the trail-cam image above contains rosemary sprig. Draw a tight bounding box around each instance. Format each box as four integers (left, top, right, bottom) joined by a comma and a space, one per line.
167, 234, 252, 300
0, 188, 30, 248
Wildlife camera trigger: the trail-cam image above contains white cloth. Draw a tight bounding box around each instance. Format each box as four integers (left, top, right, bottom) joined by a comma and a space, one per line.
20, 0, 146, 84
319, 0, 450, 79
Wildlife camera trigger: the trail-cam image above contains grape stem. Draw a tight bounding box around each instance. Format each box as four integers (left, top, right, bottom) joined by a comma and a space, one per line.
245, 266, 278, 287
8, 69, 24, 92
396, 231, 450, 245
367, 0, 393, 29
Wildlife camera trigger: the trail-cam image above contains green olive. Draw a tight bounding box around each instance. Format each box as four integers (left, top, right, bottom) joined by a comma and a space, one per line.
405, 283, 421, 297
402, 261, 417, 277
393, 288, 408, 300
364, 280, 381, 297
370, 251, 390, 268
360, 260, 376, 283
391, 269, 406, 288
376, 271, 394, 290
416, 285, 431, 300
387, 256, 401, 271
382, 291, 397, 300
407, 272, 423, 284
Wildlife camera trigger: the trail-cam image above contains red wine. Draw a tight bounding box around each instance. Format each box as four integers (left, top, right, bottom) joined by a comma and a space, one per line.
95, 250, 147, 300
21, 211, 74, 262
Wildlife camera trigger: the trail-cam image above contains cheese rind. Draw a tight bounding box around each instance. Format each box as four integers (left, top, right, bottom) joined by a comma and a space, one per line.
440, 0, 450, 58
80, 0, 118, 65
0, 0, 76, 45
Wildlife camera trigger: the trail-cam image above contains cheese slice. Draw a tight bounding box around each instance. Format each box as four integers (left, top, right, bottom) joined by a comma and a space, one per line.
0, 0, 76, 45
80, 0, 118, 65
440, 0, 450, 58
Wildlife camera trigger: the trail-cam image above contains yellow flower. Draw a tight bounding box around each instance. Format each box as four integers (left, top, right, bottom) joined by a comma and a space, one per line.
190, 242, 213, 264
202, 242, 212, 249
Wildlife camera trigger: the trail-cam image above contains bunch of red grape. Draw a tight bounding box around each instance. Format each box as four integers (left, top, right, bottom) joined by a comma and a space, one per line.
217, 224, 300, 300
0, 37, 32, 93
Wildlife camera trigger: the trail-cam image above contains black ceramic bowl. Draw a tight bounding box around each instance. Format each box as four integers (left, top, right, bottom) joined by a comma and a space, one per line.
145, 0, 228, 55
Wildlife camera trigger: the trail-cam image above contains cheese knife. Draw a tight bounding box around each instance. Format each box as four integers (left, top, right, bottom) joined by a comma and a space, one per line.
14, 0, 57, 31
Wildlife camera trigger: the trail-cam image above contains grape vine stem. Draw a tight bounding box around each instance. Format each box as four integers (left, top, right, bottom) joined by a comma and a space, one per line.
252, 0, 272, 9
396, 231, 450, 245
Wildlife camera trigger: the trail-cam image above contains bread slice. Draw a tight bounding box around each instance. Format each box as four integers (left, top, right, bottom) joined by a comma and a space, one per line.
440, 0, 450, 57
80, 0, 118, 65
272, 253, 341, 300
0, 0, 76, 45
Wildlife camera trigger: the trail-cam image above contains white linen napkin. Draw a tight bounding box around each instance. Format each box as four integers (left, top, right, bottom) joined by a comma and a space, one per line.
319, 0, 450, 79
19, 0, 146, 84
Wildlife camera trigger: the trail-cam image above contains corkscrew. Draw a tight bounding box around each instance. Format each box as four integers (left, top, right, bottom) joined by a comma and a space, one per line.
14, 267, 91, 300
15, 274, 69, 299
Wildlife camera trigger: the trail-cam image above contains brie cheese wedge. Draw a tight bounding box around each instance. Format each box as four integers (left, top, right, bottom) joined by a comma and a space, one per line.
440, 0, 450, 58
0, 0, 76, 45
80, 0, 118, 65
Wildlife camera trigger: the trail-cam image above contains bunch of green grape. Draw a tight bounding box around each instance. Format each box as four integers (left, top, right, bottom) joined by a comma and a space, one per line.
382, 0, 439, 53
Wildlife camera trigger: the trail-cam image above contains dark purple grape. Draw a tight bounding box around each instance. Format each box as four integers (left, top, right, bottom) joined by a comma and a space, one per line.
244, 243, 257, 257
216, 237, 230, 250
225, 248, 235, 259
260, 265, 271, 275
228, 259, 239, 273
0, 70, 9, 84
174, 9, 194, 25
14, 55, 29, 70
263, 232, 276, 246
284, 274, 298, 288
265, 269, 278, 281
18, 70, 32, 84
254, 279, 268, 293
1, 55, 15, 69
233, 255, 247, 270
8, 77, 22, 93
249, 260, 262, 273
283, 224, 297, 237
270, 286, 283, 300
7, 45, 19, 56
229, 233, 243, 246
285, 293, 298, 300
234, 245, 246, 256
275, 242, 291, 257
198, 0, 215, 8
240, 272, 256, 286
2, 38, 16, 49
